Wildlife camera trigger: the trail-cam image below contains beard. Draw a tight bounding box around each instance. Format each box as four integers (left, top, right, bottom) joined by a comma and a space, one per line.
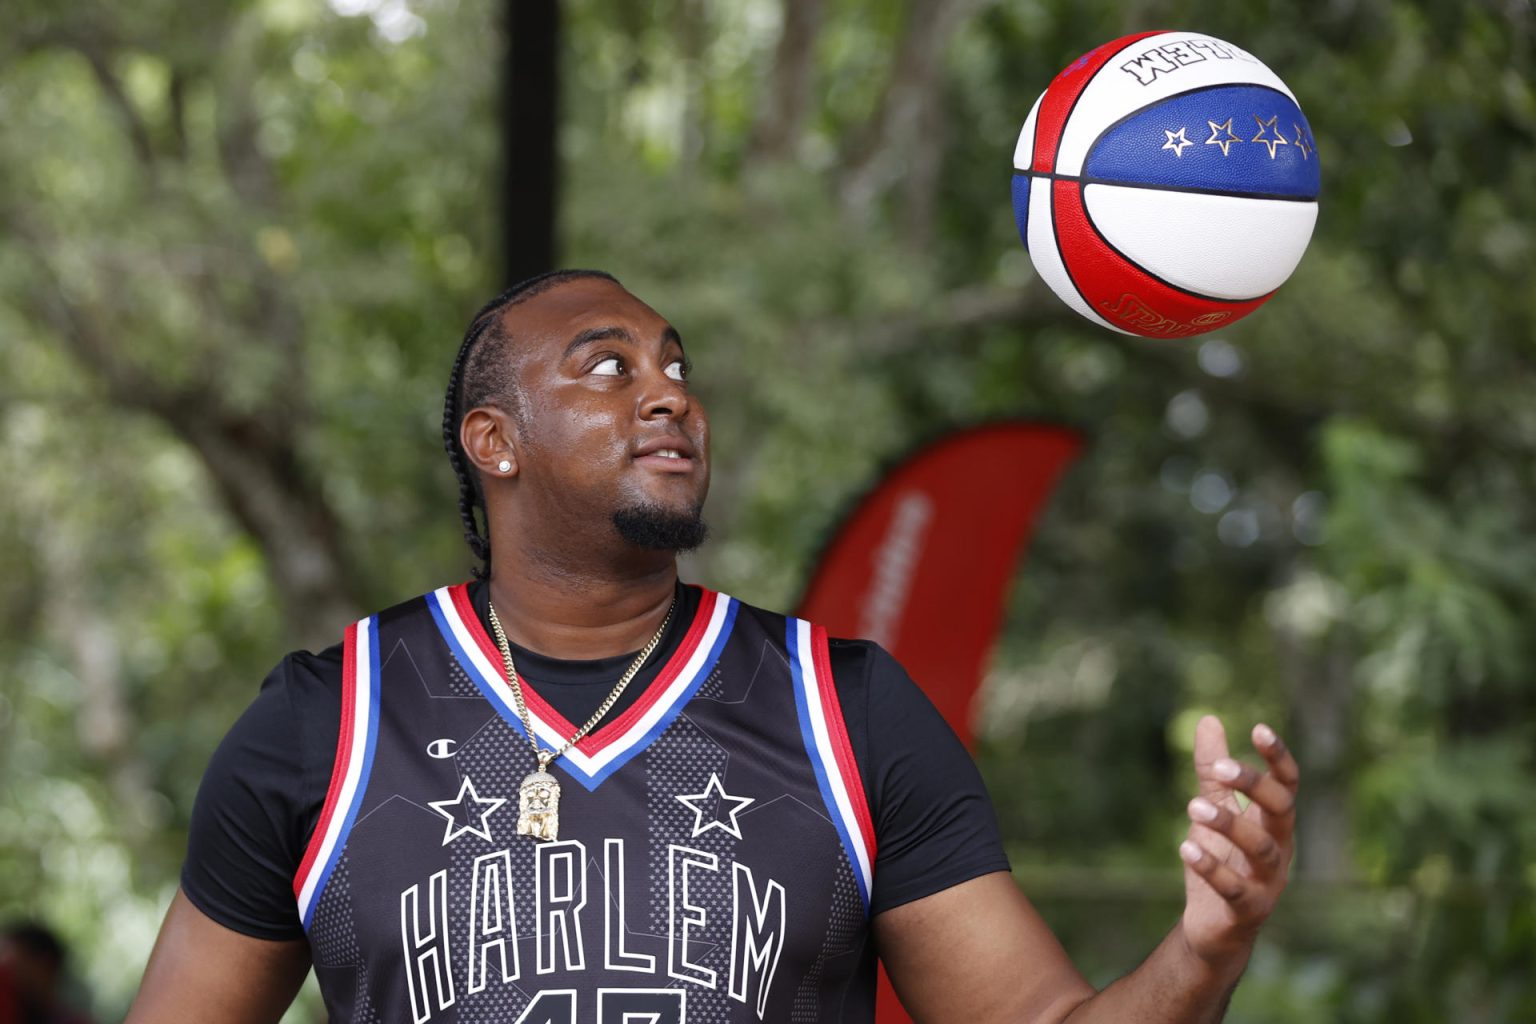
611, 501, 710, 552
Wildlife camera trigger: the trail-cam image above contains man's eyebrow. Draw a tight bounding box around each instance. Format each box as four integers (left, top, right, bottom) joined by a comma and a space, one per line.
563, 325, 633, 359
562, 325, 686, 359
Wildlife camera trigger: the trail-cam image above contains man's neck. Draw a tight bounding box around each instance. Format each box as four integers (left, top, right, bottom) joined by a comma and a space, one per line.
485, 559, 679, 661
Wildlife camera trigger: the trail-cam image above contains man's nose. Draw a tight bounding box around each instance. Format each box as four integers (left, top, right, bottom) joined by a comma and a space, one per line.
638, 369, 689, 420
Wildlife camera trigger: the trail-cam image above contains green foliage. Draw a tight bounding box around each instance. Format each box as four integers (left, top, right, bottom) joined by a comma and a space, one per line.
2, 0, 1534, 1020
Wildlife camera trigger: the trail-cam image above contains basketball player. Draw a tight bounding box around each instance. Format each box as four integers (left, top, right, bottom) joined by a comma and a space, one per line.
128, 271, 1299, 1023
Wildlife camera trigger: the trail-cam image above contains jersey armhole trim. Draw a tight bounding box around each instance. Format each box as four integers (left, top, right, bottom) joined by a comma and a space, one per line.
293, 615, 382, 928
787, 618, 877, 914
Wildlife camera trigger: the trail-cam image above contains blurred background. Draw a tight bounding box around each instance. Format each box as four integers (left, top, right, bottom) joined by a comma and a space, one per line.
2, 0, 1534, 1020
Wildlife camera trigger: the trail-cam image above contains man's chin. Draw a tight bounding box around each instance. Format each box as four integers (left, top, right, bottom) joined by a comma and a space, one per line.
611, 502, 709, 552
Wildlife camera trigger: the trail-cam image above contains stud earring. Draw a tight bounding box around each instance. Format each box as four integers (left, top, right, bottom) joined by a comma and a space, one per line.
497, 460, 512, 473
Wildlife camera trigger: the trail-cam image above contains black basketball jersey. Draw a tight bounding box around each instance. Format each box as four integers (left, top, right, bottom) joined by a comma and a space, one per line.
292, 585, 878, 1023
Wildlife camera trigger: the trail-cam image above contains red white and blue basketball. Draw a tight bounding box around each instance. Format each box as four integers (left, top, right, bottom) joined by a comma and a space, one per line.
1012, 31, 1320, 338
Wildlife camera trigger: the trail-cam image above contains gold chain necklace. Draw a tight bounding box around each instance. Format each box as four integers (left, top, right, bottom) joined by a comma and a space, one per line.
487, 597, 674, 841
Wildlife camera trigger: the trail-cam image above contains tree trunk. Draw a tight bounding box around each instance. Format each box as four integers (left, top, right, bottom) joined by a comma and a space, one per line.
749, 0, 827, 161
1274, 588, 1354, 882
168, 407, 366, 648
839, 0, 979, 225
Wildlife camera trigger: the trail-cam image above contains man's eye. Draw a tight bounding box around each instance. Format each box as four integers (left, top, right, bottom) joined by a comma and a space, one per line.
664, 360, 687, 382
592, 357, 623, 376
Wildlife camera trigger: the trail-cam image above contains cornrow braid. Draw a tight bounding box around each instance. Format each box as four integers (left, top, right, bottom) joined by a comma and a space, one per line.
441, 268, 620, 579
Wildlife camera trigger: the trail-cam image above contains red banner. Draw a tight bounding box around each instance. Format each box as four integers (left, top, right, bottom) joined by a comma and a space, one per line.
797, 421, 1084, 743
795, 421, 1084, 1023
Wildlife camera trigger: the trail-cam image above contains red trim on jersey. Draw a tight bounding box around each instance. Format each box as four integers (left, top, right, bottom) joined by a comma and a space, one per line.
811, 624, 878, 863
293, 620, 358, 898
1031, 30, 1165, 174
1051, 179, 1271, 334
446, 583, 718, 755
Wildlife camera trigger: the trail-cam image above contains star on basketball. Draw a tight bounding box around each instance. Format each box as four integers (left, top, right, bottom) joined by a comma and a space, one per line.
1204, 118, 1242, 157
676, 772, 755, 839
1250, 114, 1289, 159
428, 775, 506, 845
1161, 126, 1193, 158
1292, 123, 1313, 159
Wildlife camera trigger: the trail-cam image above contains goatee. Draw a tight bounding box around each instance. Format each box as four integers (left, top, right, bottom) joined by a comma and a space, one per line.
612, 502, 709, 552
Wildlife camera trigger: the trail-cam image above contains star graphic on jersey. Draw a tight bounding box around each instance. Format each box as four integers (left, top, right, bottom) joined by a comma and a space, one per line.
428, 775, 506, 846
1204, 118, 1242, 157
675, 772, 755, 840
1251, 114, 1289, 159
1161, 126, 1193, 158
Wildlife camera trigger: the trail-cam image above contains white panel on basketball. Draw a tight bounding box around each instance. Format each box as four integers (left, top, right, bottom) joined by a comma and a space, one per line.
1083, 184, 1319, 300
1025, 182, 1125, 333
1054, 32, 1298, 175
1013, 93, 1044, 170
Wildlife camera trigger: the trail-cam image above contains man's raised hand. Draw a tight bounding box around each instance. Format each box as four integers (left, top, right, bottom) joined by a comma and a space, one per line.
1177, 715, 1300, 966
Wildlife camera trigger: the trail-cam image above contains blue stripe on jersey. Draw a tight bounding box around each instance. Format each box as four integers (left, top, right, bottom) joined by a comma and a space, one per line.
427, 593, 742, 791
303, 616, 382, 930
580, 598, 743, 790
427, 595, 551, 754
786, 619, 872, 914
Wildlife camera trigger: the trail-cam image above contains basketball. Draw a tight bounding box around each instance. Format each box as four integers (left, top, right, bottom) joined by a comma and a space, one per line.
1012, 31, 1320, 338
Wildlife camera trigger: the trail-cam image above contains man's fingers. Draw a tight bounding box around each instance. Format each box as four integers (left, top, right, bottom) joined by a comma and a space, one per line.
1179, 834, 1255, 907
1252, 723, 1300, 788
1192, 715, 1234, 804
1188, 798, 1287, 878
1205, 757, 1295, 815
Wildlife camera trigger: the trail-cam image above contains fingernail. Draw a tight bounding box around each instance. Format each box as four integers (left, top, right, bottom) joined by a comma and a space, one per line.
1254, 724, 1276, 746
1179, 840, 1203, 864
1214, 759, 1241, 781
1189, 797, 1218, 822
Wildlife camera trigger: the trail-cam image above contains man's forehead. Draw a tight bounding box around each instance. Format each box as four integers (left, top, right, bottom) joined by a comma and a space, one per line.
500, 277, 671, 342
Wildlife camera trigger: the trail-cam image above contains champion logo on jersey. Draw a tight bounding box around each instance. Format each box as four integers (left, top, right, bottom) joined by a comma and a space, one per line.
427, 584, 740, 791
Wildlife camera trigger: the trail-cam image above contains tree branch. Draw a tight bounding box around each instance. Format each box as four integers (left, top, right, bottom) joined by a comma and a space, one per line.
838, 0, 983, 221
1, 205, 357, 644
211, 13, 279, 208
2, 210, 171, 411
748, 0, 827, 161
78, 43, 161, 177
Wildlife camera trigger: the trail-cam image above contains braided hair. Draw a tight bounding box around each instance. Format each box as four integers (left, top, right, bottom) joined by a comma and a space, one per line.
442, 268, 620, 579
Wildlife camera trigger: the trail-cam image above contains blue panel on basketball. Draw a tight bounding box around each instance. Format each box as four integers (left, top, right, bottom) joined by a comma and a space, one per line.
1010, 173, 1032, 250
1083, 85, 1320, 198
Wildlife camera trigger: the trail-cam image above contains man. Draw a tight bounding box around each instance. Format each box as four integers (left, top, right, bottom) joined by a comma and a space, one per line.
0, 922, 94, 1024
129, 270, 1299, 1023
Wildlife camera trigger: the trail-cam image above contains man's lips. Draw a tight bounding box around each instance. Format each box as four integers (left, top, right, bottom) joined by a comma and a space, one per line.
632, 436, 698, 472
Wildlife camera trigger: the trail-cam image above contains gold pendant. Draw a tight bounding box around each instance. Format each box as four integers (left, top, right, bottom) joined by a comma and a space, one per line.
517, 768, 561, 841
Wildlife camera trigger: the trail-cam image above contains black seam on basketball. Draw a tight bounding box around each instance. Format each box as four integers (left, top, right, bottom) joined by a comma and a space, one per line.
1040, 31, 1165, 174
1074, 81, 1305, 185
1075, 183, 1270, 305
1048, 179, 1111, 329
1008, 169, 1316, 204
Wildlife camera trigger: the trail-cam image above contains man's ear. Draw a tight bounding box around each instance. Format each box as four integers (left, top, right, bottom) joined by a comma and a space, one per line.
460, 406, 519, 479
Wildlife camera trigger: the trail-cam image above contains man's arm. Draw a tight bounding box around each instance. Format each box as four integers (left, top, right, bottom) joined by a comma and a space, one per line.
126, 889, 311, 1024
876, 717, 1299, 1024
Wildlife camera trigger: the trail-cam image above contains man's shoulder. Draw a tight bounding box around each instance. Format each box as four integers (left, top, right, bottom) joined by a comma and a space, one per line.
258, 643, 346, 718
368, 584, 461, 627
712, 592, 898, 689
